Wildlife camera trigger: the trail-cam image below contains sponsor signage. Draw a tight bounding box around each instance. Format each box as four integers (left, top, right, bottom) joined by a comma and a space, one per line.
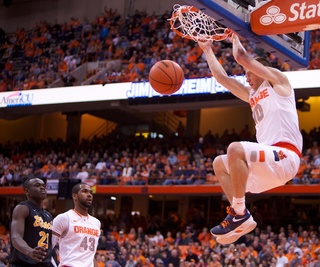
0, 70, 319, 108
46, 179, 59, 194
251, 0, 320, 35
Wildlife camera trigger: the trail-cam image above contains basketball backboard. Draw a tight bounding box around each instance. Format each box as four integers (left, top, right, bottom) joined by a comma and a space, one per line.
183, 0, 311, 68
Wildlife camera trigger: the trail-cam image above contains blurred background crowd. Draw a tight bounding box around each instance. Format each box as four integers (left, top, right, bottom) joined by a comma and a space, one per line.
0, 7, 320, 91
0, 212, 320, 266
0, 124, 320, 188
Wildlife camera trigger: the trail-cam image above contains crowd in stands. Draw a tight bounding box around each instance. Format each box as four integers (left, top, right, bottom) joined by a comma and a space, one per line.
0, 7, 320, 91
0, 210, 320, 266
0, 124, 319, 266
0, 124, 320, 188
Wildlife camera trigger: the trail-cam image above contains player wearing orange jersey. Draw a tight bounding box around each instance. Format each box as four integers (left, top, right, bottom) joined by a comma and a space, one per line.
52, 183, 101, 267
199, 33, 302, 245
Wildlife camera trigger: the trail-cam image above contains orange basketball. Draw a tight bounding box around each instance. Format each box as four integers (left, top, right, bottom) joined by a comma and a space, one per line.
149, 60, 184, 95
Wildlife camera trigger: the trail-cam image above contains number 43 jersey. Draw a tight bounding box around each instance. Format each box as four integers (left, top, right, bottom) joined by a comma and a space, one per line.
52, 209, 101, 267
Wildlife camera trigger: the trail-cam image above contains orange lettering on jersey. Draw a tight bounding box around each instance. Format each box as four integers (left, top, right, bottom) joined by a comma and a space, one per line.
74, 226, 99, 237
33, 215, 52, 230
250, 88, 269, 108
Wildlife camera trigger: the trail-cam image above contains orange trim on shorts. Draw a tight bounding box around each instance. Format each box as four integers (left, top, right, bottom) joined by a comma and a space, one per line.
259, 150, 265, 162
272, 142, 301, 158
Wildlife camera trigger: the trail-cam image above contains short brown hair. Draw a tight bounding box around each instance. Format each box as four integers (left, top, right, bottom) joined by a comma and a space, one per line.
254, 57, 272, 67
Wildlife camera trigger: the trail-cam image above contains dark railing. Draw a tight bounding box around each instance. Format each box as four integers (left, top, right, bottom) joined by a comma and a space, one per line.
154, 112, 181, 135
86, 120, 117, 140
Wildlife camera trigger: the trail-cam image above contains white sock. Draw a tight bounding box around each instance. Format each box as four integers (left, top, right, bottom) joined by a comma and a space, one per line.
232, 197, 246, 215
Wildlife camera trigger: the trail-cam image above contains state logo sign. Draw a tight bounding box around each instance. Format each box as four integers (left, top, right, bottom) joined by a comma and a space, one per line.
250, 0, 320, 35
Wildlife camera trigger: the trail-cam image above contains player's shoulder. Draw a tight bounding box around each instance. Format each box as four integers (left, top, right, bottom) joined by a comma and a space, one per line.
12, 202, 30, 216
54, 210, 71, 221
17, 200, 31, 208
89, 215, 101, 226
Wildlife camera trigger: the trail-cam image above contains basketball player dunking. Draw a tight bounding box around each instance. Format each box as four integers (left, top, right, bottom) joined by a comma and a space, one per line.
198, 33, 302, 244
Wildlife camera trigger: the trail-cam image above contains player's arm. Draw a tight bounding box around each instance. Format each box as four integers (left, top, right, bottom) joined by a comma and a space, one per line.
198, 40, 250, 103
231, 33, 292, 97
52, 213, 68, 247
11, 204, 47, 261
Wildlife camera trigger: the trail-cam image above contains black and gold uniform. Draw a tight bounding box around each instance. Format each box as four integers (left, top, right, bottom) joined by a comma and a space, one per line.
10, 200, 54, 267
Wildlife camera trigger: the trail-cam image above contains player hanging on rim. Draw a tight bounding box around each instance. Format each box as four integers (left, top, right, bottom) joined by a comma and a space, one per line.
198, 33, 302, 244
52, 183, 101, 267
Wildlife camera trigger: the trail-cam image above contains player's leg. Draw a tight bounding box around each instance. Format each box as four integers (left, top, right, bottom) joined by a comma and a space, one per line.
211, 142, 256, 244
211, 141, 300, 244
212, 155, 233, 203
227, 142, 248, 202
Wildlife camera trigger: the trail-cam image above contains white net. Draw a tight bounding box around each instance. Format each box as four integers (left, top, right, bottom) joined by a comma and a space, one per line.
169, 4, 230, 41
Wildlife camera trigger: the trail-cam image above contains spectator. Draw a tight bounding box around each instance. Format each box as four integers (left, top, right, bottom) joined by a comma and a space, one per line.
167, 150, 178, 167
125, 254, 137, 267
76, 165, 89, 183
103, 165, 119, 185
289, 251, 302, 267
96, 253, 108, 267
301, 253, 314, 266
106, 252, 121, 267
148, 163, 162, 185
167, 249, 180, 267
177, 150, 189, 168
152, 231, 164, 246
193, 137, 204, 167
122, 161, 134, 185
193, 164, 207, 185
97, 235, 108, 250
155, 258, 164, 267
276, 247, 289, 267
197, 227, 211, 246
314, 252, 320, 267
185, 247, 199, 264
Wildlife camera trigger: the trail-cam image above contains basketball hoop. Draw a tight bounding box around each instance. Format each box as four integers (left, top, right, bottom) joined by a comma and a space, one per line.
169, 4, 232, 42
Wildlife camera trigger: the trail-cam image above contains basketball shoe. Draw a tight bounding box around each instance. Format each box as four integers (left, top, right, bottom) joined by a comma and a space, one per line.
211, 206, 257, 245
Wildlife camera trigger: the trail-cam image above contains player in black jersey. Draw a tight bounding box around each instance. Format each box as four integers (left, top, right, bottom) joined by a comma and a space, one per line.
9, 177, 56, 267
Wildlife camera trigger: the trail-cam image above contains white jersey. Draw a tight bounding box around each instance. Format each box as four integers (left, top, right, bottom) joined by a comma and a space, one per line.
221, 81, 303, 193
249, 80, 302, 152
52, 209, 101, 267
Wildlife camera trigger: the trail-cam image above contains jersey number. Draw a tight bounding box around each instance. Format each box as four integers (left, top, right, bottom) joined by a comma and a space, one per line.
38, 231, 49, 249
80, 236, 96, 251
253, 103, 264, 124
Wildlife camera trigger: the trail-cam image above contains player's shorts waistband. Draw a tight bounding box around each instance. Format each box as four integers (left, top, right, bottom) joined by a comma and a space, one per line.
272, 142, 301, 158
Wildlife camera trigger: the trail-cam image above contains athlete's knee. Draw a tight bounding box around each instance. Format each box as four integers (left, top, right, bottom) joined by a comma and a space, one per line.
227, 142, 245, 159
213, 155, 227, 174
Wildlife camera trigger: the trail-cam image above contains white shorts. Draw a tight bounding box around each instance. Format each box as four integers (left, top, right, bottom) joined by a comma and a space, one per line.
221, 141, 301, 193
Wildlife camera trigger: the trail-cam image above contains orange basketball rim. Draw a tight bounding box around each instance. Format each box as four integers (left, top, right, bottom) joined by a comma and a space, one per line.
169, 4, 232, 42
251, 0, 320, 35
